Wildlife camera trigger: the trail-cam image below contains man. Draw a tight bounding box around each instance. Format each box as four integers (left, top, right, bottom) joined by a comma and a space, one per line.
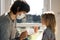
0, 1, 30, 40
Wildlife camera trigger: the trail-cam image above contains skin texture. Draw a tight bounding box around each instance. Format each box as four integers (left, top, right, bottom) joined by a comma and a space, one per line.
34, 25, 38, 33
20, 31, 28, 40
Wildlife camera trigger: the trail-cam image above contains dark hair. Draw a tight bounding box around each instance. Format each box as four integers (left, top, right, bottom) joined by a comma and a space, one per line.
10, 1, 30, 15
41, 13, 56, 33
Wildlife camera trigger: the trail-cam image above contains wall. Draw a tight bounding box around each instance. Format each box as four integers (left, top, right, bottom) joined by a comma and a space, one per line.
51, 0, 60, 40
1, 0, 5, 15
0, 0, 11, 15
5, 0, 11, 13
44, 0, 50, 12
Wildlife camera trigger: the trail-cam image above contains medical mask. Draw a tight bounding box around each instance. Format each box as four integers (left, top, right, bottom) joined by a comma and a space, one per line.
17, 13, 26, 19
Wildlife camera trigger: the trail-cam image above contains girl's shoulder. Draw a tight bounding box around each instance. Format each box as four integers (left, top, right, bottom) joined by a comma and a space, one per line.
42, 28, 55, 40
44, 28, 55, 36
44, 28, 52, 34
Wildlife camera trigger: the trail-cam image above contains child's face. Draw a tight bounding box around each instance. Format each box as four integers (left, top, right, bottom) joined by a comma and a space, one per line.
41, 18, 46, 25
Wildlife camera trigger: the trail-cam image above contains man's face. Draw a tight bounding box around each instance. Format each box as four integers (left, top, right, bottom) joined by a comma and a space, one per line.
16, 11, 26, 19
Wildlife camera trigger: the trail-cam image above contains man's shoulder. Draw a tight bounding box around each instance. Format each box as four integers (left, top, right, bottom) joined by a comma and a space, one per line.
0, 15, 9, 23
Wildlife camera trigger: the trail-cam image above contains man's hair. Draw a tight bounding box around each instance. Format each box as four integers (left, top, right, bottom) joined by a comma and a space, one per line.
10, 1, 30, 15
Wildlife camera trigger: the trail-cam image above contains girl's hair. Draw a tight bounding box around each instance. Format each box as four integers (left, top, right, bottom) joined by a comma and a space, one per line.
41, 13, 56, 33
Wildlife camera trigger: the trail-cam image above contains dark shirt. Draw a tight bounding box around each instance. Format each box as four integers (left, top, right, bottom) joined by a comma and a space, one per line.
42, 28, 56, 40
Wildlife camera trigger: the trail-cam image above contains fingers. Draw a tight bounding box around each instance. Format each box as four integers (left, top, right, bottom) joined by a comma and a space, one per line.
20, 31, 28, 40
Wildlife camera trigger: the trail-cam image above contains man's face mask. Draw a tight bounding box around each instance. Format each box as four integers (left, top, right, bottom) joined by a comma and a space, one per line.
17, 13, 26, 19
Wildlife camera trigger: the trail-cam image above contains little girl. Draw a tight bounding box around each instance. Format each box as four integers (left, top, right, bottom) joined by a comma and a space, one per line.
41, 13, 56, 40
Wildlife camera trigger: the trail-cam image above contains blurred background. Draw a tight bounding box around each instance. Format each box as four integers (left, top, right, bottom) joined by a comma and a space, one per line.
0, 0, 60, 40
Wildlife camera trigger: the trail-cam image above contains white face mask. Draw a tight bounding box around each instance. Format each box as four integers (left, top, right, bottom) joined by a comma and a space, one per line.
17, 13, 26, 19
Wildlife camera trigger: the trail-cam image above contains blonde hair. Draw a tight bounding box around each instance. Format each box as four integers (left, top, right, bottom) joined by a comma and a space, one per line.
41, 13, 56, 33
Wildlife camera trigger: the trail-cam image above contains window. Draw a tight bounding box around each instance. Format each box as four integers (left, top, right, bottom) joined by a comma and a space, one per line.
25, 0, 44, 15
